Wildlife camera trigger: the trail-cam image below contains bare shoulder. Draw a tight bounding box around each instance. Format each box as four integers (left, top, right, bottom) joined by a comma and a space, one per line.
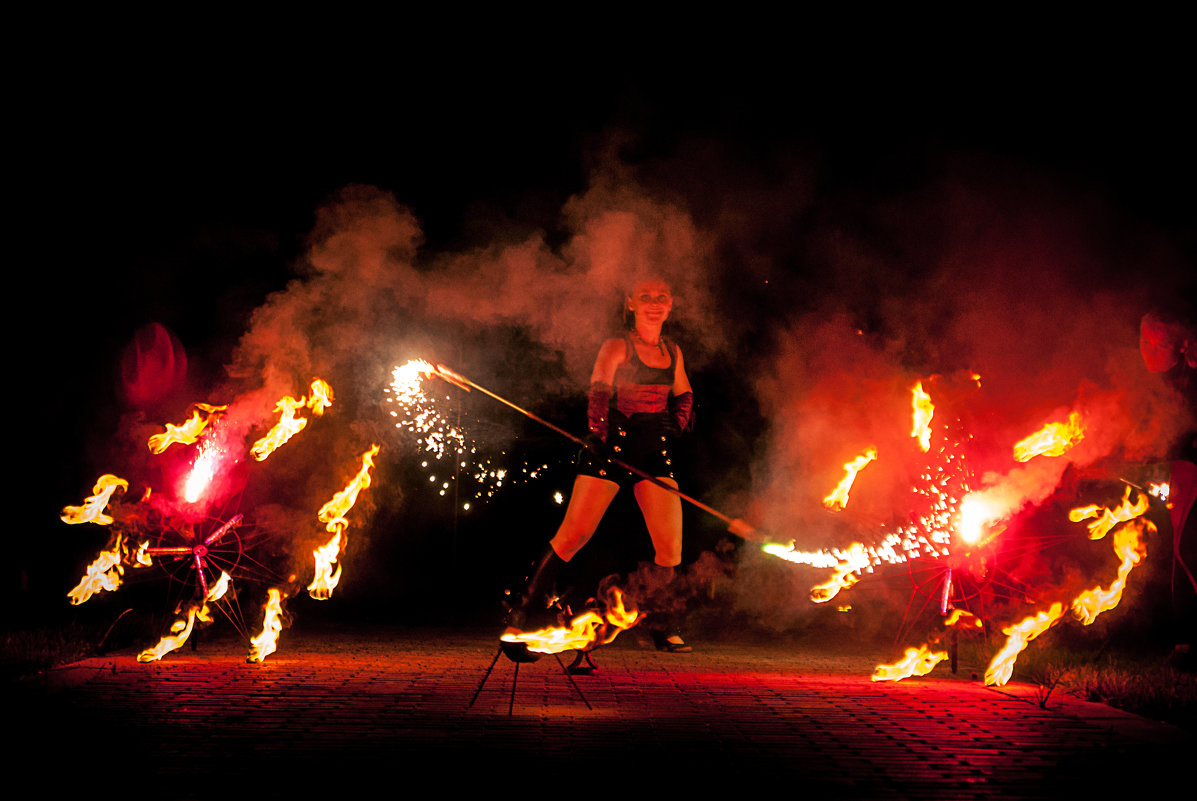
591, 337, 629, 383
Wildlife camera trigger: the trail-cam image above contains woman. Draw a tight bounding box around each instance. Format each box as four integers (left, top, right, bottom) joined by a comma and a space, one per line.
507, 276, 695, 652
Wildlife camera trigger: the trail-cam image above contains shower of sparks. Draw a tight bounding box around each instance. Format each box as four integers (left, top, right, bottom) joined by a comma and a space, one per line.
385, 360, 559, 508
764, 421, 974, 596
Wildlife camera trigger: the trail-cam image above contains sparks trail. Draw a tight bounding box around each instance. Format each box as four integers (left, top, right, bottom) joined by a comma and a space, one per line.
385, 360, 559, 508
407, 360, 759, 537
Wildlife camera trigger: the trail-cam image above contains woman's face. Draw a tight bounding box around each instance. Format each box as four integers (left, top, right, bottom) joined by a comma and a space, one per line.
627, 279, 673, 326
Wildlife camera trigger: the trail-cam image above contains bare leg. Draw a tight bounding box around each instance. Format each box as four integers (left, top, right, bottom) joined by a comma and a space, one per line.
634, 477, 683, 567
550, 474, 620, 561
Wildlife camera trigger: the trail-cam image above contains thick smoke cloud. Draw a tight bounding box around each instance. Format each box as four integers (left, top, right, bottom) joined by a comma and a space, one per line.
94, 137, 1190, 633
228, 170, 720, 403
726, 155, 1193, 630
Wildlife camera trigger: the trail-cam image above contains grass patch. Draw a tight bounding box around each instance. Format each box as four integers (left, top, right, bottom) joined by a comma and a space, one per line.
1, 624, 103, 682
1014, 645, 1197, 731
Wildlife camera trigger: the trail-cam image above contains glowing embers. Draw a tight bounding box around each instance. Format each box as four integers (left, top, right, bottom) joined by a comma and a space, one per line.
61, 474, 128, 525
823, 448, 877, 512
500, 588, 641, 655
137, 571, 232, 662
1013, 411, 1084, 462
910, 381, 934, 452
148, 403, 227, 454
248, 588, 286, 663
308, 444, 381, 600
251, 378, 334, 461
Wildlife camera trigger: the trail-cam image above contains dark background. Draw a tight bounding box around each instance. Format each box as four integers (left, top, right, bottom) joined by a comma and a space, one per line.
17, 31, 1194, 644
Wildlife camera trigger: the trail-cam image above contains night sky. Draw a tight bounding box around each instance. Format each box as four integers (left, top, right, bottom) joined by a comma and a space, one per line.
21, 38, 1195, 635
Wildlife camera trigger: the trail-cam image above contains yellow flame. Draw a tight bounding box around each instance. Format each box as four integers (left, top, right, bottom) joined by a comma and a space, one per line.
823, 448, 878, 511
248, 588, 285, 662
1013, 411, 1085, 462
306, 444, 380, 599
317, 445, 380, 535
944, 609, 983, 629
809, 542, 869, 603
984, 602, 1066, 686
1069, 486, 1150, 540
61, 474, 128, 525
250, 395, 309, 461
307, 532, 343, 600
872, 644, 948, 682
67, 533, 127, 604
137, 572, 231, 662
147, 403, 226, 454
501, 588, 641, 653
307, 378, 333, 416
911, 381, 934, 452
1071, 518, 1152, 625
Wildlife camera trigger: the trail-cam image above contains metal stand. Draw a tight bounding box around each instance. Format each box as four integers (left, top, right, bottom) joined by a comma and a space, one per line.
469, 646, 594, 714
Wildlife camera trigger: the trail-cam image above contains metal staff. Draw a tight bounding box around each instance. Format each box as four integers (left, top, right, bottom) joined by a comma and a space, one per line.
426, 362, 760, 540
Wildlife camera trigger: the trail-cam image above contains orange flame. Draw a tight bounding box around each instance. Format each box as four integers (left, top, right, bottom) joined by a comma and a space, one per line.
307, 531, 343, 600
147, 403, 227, 454
910, 381, 934, 452
61, 474, 128, 525
872, 643, 949, 682
944, 609, 983, 630
823, 448, 878, 511
809, 542, 869, 603
1071, 517, 1152, 625
307, 378, 333, 416
248, 588, 285, 662
307, 445, 380, 599
67, 533, 127, 605
1068, 486, 1150, 540
1013, 411, 1085, 462
136, 572, 231, 662
500, 588, 641, 654
984, 602, 1066, 686
250, 395, 309, 461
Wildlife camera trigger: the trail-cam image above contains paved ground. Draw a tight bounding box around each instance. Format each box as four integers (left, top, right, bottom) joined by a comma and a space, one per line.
10, 625, 1191, 799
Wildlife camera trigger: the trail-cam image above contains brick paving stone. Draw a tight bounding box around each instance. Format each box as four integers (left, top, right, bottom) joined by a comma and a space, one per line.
7, 624, 1192, 798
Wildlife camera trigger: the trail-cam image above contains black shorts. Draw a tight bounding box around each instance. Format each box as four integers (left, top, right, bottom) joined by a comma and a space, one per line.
576, 413, 676, 488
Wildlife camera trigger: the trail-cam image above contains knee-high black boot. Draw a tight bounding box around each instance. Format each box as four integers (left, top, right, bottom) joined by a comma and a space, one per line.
506, 547, 567, 631
647, 564, 692, 653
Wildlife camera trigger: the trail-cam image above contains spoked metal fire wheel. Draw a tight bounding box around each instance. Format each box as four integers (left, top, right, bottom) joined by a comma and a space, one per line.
146, 513, 245, 600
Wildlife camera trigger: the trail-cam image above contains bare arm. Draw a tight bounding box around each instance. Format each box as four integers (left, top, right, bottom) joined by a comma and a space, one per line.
672, 345, 692, 396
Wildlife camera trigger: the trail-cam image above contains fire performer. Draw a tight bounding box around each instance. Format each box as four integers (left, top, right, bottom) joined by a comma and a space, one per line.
506, 276, 696, 652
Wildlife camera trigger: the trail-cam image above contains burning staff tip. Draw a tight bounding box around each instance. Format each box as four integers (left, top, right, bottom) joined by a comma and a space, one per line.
429, 363, 472, 392
727, 518, 762, 540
